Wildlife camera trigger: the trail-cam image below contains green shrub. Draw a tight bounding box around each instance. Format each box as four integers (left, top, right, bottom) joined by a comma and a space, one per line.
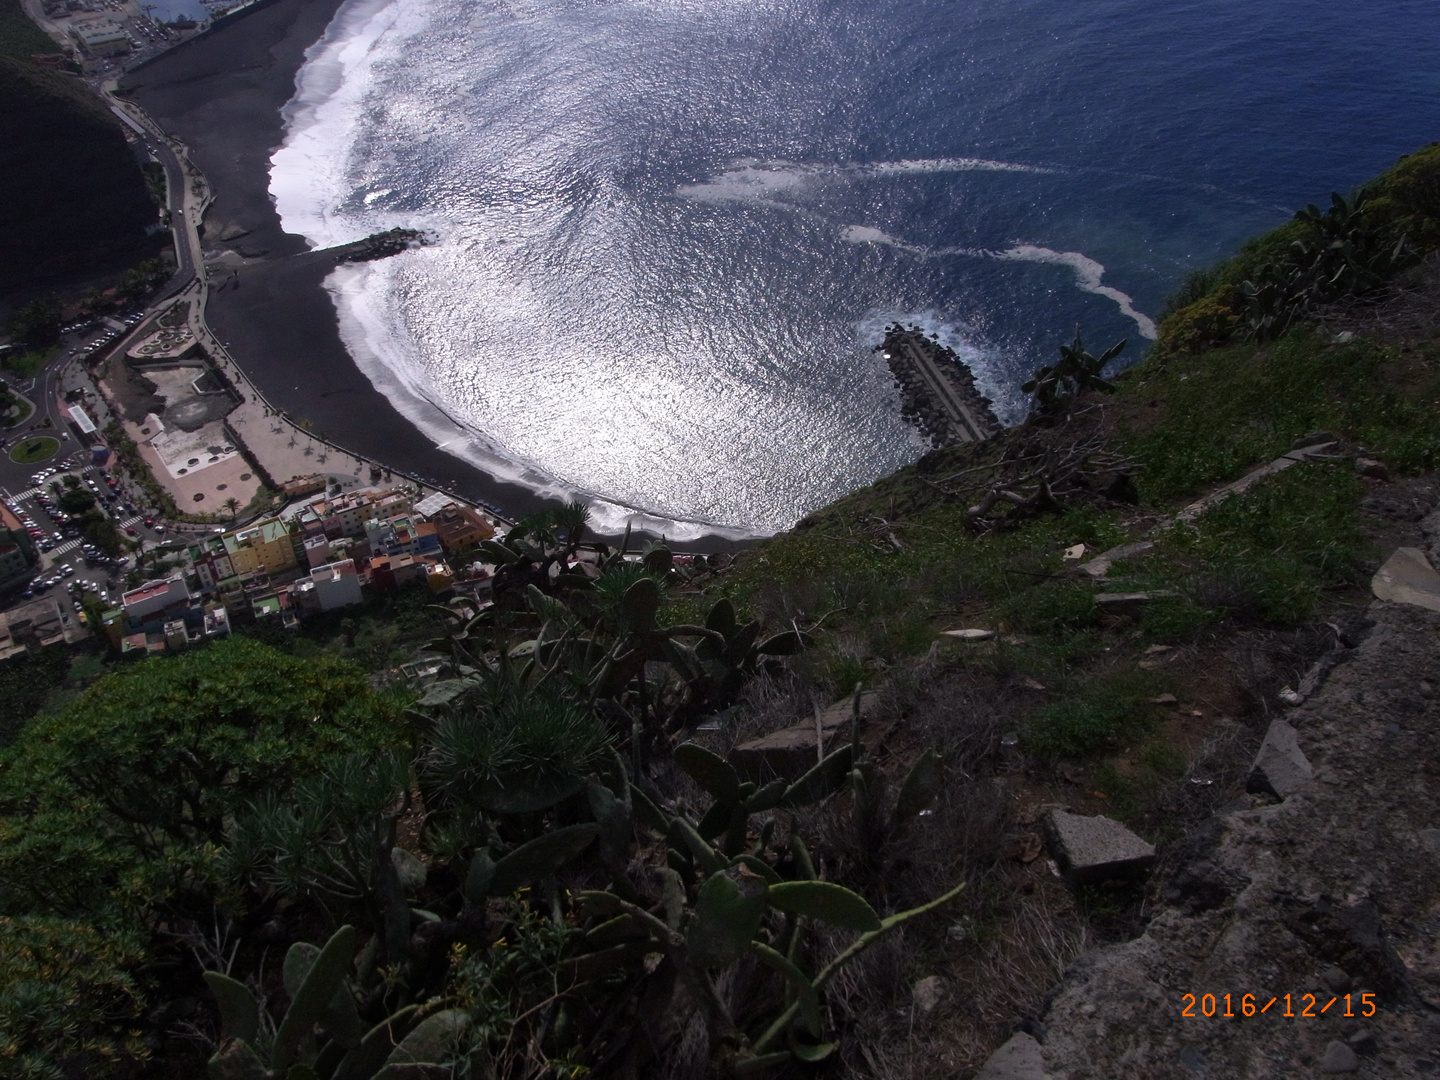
998, 581, 1100, 635
0, 637, 403, 921
1153, 286, 1241, 357
0, 917, 145, 1080
1163, 464, 1363, 625
1022, 669, 1167, 760
1361, 142, 1440, 250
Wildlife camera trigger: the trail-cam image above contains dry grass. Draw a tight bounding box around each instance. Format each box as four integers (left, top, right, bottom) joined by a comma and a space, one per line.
820, 870, 1090, 1080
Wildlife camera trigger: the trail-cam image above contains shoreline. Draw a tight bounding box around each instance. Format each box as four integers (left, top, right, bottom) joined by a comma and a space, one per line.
117, 0, 551, 522
118, 0, 740, 546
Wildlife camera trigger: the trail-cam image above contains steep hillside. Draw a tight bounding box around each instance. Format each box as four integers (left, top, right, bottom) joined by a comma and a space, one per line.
0, 53, 164, 302
680, 144, 1440, 1077
0, 146, 1437, 1079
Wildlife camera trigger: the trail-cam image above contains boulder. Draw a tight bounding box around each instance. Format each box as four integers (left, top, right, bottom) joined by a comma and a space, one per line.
1371, 547, 1440, 613
974, 1032, 1050, 1080
728, 697, 862, 783
1076, 540, 1154, 579
1321, 1040, 1359, 1073
1045, 810, 1156, 885
1246, 719, 1313, 798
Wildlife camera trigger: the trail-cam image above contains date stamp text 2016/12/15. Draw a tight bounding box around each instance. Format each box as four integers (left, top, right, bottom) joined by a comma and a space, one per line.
1181, 993, 1377, 1018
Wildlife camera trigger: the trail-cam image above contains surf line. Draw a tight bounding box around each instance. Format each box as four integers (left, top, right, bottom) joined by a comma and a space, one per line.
843, 226, 1157, 341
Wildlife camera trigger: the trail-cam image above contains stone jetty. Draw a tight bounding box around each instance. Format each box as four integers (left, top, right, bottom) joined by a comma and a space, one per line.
876, 325, 1000, 446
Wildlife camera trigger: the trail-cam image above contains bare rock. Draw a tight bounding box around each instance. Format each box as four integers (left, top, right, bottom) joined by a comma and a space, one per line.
728, 698, 862, 783
1321, 965, 1352, 993
1076, 540, 1155, 580
1345, 1029, 1377, 1055
1371, 547, 1440, 613
912, 975, 946, 1015
1355, 457, 1390, 480
1321, 1040, 1359, 1073
974, 1032, 1051, 1080
1246, 719, 1313, 798
1045, 810, 1156, 885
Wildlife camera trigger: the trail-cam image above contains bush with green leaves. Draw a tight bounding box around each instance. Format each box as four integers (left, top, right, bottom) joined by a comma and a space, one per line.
0, 917, 145, 1080
1022, 330, 1125, 420
0, 637, 404, 923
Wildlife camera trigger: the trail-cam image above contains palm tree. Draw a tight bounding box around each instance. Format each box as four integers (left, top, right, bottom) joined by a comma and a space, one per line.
223, 496, 240, 519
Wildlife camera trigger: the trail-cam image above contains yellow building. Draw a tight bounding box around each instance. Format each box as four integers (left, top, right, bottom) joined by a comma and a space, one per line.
425, 561, 455, 594
223, 518, 298, 576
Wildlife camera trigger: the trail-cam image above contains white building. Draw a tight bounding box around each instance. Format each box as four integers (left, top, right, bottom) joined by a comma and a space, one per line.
122, 574, 191, 622
293, 559, 362, 614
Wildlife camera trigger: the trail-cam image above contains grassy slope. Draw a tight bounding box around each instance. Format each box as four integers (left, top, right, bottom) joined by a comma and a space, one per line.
0, 0, 58, 61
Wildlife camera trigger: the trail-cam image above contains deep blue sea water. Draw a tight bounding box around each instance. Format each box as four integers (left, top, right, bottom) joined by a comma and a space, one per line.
270, 0, 1440, 537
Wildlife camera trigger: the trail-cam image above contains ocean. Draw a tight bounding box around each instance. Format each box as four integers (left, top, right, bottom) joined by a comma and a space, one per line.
269, 0, 1440, 538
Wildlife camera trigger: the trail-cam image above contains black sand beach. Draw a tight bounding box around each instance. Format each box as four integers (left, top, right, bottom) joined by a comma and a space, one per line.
119, 0, 554, 522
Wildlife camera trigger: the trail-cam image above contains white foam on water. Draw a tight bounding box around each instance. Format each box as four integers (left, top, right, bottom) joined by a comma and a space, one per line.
864, 156, 1055, 177
675, 161, 817, 203
839, 224, 927, 255
993, 245, 1158, 340
270, 0, 417, 249
678, 156, 1054, 203
843, 226, 1158, 341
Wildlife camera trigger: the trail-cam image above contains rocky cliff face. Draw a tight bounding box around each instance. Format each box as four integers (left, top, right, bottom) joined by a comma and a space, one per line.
981, 583, 1440, 1078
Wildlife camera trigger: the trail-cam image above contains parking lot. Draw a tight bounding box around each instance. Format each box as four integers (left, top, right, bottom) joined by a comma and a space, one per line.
4, 456, 171, 619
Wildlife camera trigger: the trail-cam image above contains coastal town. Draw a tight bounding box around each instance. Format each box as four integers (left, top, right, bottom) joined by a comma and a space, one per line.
0, 0, 542, 659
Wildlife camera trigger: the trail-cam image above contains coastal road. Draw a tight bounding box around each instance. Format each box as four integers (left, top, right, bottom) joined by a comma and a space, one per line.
101, 90, 203, 295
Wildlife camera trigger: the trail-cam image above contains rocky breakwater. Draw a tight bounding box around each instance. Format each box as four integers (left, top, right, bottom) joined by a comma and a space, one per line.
335, 227, 434, 264
876, 324, 1001, 446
